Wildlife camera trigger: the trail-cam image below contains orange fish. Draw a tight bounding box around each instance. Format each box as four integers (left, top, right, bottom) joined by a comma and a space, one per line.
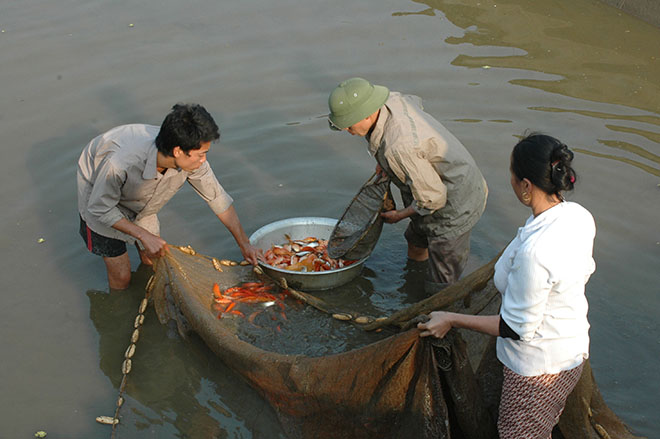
248, 310, 262, 324
262, 237, 357, 272
224, 286, 244, 295
212, 302, 226, 312
272, 246, 291, 256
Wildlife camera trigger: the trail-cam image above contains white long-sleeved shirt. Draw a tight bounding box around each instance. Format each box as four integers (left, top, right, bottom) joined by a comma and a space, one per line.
494, 201, 596, 376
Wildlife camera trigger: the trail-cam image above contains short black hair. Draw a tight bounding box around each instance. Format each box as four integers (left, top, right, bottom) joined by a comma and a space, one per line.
511, 133, 577, 197
155, 103, 220, 156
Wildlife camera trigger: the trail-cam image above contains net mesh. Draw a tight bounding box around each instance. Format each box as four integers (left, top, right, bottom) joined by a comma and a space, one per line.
327, 174, 394, 260
146, 245, 639, 439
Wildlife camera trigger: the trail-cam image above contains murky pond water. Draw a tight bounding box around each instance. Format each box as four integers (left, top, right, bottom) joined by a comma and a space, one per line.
1, 0, 658, 437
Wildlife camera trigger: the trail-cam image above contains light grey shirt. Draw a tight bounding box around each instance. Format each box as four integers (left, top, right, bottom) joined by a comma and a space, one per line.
367, 92, 488, 238
77, 124, 233, 243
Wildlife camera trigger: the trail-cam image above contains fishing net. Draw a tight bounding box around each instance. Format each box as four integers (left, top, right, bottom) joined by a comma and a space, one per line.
145, 245, 639, 439
327, 173, 394, 260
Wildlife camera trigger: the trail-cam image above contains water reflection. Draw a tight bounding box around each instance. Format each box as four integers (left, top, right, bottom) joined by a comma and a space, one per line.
605, 124, 660, 145
574, 147, 660, 177
399, 0, 660, 115
529, 106, 660, 127
524, 106, 660, 175
397, 259, 429, 305
392, 5, 436, 17
4, 0, 656, 435
389, 0, 660, 182
87, 265, 284, 438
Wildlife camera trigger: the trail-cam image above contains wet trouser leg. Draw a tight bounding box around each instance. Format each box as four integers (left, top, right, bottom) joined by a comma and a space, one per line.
424, 230, 471, 293
404, 221, 472, 294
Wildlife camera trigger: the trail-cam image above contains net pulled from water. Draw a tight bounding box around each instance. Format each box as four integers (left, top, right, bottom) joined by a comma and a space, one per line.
146, 245, 640, 439
327, 172, 394, 260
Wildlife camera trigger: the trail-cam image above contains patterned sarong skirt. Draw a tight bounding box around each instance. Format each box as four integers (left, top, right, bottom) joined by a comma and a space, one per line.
498, 361, 584, 439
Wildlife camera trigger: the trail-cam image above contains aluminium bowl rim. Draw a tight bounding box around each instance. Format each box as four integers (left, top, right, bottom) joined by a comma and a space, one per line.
249, 217, 369, 276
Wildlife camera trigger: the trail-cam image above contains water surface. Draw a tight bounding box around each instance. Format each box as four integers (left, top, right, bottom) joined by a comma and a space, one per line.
0, 0, 658, 437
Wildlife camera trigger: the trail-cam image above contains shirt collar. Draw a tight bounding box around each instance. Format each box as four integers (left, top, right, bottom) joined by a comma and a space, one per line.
519, 201, 565, 240
367, 104, 389, 156
143, 142, 159, 179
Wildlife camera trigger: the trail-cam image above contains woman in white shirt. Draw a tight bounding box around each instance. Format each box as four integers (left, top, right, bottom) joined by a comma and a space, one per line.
418, 133, 596, 438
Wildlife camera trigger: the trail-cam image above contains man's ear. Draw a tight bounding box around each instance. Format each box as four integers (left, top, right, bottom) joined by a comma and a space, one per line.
172, 146, 182, 157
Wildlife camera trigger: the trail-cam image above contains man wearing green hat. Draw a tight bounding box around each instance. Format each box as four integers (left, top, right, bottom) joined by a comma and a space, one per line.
328, 77, 488, 291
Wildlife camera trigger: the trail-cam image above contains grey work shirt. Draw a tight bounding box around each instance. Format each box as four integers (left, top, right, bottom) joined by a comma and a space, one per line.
367, 92, 488, 239
77, 124, 233, 243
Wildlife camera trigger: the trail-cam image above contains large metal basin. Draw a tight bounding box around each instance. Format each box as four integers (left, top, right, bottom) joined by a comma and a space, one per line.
249, 217, 368, 290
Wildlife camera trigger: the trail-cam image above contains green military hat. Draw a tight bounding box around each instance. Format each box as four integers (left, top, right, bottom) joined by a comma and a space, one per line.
328, 77, 389, 130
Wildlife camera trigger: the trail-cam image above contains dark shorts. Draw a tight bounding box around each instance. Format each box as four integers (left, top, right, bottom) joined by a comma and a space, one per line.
79, 215, 127, 258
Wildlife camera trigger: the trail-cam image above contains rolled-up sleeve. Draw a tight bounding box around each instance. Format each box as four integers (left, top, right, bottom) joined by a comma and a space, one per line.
500, 247, 552, 341
187, 162, 233, 215
387, 148, 447, 215
87, 159, 127, 227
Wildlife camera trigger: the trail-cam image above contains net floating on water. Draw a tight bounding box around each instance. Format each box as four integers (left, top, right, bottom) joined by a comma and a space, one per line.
147, 246, 639, 439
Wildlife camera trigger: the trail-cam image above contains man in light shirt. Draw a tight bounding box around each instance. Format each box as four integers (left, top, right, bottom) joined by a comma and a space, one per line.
328, 77, 488, 292
77, 103, 260, 289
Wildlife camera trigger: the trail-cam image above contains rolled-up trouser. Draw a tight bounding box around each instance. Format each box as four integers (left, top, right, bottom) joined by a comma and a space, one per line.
404, 222, 471, 287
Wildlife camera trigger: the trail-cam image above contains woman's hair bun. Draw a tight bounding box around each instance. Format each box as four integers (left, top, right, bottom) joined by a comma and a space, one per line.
512, 133, 577, 196
549, 142, 576, 192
